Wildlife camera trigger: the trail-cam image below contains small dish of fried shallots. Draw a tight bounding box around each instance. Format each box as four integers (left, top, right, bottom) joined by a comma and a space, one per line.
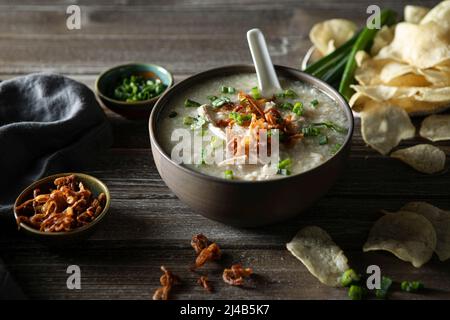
14, 173, 110, 240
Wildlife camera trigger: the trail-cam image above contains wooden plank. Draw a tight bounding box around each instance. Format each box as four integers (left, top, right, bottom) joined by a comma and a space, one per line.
2, 246, 449, 299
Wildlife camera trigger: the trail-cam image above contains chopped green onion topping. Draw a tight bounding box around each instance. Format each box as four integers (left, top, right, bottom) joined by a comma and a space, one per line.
280, 102, 294, 110
183, 116, 195, 126
318, 135, 328, 145
168, 111, 178, 118
229, 112, 252, 125
113, 75, 166, 102
185, 99, 201, 108
293, 102, 304, 116
375, 276, 392, 299
348, 285, 365, 300
211, 96, 231, 108
331, 143, 342, 155
190, 115, 207, 130
207, 95, 218, 102
401, 281, 424, 293
340, 269, 360, 287
310, 99, 319, 107
277, 158, 292, 175
312, 121, 347, 133
301, 125, 321, 137
221, 86, 236, 94
224, 170, 234, 180
276, 89, 298, 99
250, 87, 261, 99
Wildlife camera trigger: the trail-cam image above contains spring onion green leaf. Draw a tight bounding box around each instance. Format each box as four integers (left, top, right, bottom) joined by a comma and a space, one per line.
113, 75, 167, 102
185, 99, 201, 108
318, 135, 328, 145
375, 276, 393, 299
211, 96, 231, 108
293, 102, 304, 116
229, 112, 252, 125
183, 116, 195, 126
276, 89, 298, 99
190, 115, 207, 130
401, 281, 424, 293
224, 170, 233, 180
310, 99, 319, 108
302, 125, 321, 137
221, 86, 236, 94
331, 143, 342, 155
250, 87, 261, 99
207, 95, 218, 102
340, 269, 360, 287
339, 9, 397, 100
348, 285, 365, 300
277, 158, 292, 175
313, 121, 347, 133
280, 102, 294, 110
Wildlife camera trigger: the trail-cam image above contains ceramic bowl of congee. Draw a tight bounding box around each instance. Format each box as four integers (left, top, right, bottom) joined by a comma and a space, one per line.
149, 65, 353, 227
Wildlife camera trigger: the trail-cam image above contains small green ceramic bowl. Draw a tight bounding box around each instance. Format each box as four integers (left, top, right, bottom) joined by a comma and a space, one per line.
13, 173, 110, 241
95, 63, 173, 120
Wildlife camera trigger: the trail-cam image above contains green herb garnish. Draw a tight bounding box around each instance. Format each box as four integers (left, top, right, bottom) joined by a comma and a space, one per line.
280, 102, 293, 110
310, 99, 319, 108
276, 89, 298, 99
318, 135, 328, 145
401, 281, 424, 293
331, 143, 342, 154
221, 86, 236, 94
375, 276, 393, 299
113, 75, 166, 102
277, 158, 292, 176
301, 125, 321, 137
250, 87, 261, 99
207, 95, 218, 102
348, 285, 365, 300
185, 99, 201, 108
229, 112, 252, 125
190, 115, 207, 130
312, 121, 347, 133
293, 102, 304, 116
340, 269, 360, 287
211, 96, 231, 108
224, 170, 233, 180
183, 116, 195, 125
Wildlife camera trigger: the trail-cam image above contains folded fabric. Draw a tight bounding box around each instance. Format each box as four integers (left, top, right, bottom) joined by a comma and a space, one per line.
0, 73, 113, 218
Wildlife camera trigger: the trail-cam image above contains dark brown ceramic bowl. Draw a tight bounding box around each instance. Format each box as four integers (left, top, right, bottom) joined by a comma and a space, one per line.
149, 65, 354, 227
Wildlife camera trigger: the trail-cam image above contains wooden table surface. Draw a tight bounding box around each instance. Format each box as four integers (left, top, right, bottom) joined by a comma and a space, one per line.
1, 0, 449, 300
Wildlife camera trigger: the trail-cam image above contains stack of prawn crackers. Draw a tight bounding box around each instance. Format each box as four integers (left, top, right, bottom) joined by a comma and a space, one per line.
308, 1, 450, 174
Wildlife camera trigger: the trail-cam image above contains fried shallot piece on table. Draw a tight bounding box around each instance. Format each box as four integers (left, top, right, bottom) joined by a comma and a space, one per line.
223, 264, 253, 286
152, 266, 180, 300
197, 275, 213, 293
194, 243, 222, 269
191, 234, 210, 254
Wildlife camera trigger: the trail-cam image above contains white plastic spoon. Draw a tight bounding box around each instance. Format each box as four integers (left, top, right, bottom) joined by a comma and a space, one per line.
247, 28, 282, 98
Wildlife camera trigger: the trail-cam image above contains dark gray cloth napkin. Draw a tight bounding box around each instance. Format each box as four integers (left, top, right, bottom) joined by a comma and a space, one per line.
0, 73, 113, 216
0, 73, 113, 299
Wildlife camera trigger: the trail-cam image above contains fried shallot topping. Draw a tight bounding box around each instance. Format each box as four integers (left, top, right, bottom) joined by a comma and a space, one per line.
197, 275, 213, 293
15, 174, 106, 232
222, 264, 253, 286
152, 266, 179, 300
194, 243, 222, 269
191, 233, 210, 254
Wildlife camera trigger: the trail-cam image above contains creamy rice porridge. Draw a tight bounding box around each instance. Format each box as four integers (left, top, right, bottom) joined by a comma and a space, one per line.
159, 73, 348, 181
